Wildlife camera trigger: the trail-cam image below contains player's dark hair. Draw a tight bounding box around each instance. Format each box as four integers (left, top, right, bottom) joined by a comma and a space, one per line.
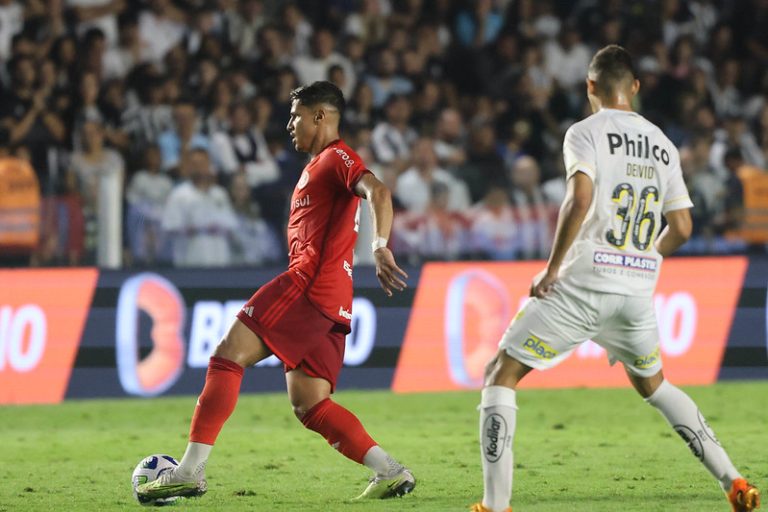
588, 44, 636, 98
290, 81, 346, 115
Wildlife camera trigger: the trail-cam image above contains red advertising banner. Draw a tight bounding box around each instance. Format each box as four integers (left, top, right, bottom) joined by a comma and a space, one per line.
0, 269, 97, 403
392, 258, 748, 392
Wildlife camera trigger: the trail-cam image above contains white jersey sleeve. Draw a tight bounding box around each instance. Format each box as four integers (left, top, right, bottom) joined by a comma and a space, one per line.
663, 148, 695, 213
563, 124, 597, 181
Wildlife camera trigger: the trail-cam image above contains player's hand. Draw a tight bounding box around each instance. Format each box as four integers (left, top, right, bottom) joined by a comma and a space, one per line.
530, 269, 557, 298
374, 247, 408, 297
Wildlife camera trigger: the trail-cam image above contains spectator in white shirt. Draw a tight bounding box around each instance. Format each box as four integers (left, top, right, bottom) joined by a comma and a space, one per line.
228, 173, 282, 266
470, 186, 519, 260
292, 28, 355, 94
138, 0, 186, 63
126, 144, 173, 265
371, 94, 417, 169
0, 0, 23, 61
543, 24, 590, 90
396, 137, 471, 214
508, 155, 556, 260
210, 102, 279, 189
162, 148, 237, 267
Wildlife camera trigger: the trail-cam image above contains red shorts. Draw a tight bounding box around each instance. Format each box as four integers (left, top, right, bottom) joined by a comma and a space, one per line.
236, 271, 347, 391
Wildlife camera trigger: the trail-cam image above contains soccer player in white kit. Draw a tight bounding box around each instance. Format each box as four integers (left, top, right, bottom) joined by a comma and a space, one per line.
470, 45, 760, 512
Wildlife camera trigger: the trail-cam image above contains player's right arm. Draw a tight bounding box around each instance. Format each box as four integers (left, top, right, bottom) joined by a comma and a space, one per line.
532, 171, 593, 298
354, 172, 408, 296
655, 208, 692, 257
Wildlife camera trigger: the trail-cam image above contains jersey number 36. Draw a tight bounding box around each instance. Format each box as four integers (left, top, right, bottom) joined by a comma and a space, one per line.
606, 183, 659, 251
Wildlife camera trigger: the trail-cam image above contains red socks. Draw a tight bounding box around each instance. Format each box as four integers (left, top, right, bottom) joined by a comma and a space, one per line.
301, 398, 377, 464
189, 356, 244, 445
188, 357, 377, 466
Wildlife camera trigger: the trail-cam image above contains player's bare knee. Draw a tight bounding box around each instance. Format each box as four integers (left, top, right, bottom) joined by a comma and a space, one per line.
628, 369, 664, 399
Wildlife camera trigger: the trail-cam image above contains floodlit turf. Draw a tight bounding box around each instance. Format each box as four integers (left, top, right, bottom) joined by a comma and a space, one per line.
1, 382, 765, 511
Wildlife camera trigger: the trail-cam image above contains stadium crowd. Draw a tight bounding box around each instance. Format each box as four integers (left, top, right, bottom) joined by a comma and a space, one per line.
1, 0, 767, 268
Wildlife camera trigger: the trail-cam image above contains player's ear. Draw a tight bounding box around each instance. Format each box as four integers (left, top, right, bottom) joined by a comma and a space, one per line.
586, 78, 596, 96
314, 109, 324, 124
632, 78, 640, 96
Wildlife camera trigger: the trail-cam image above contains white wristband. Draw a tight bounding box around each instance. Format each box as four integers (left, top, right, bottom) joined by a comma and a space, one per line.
371, 236, 388, 252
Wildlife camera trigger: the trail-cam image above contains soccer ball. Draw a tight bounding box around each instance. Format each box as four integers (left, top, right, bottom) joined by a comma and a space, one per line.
131, 454, 180, 506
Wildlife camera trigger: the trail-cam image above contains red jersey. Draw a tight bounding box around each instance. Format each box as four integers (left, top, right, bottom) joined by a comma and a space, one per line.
286, 139, 370, 330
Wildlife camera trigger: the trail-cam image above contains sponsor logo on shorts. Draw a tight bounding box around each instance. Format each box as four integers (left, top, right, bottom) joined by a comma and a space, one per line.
593, 251, 657, 272
633, 346, 660, 369
483, 413, 507, 463
522, 335, 558, 360
241, 306, 254, 317
338, 306, 352, 320
674, 425, 704, 461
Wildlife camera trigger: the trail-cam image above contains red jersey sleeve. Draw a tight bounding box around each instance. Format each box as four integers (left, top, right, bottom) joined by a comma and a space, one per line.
330, 144, 370, 192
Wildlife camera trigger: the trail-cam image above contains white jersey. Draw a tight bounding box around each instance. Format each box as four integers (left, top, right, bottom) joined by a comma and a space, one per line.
558, 108, 693, 297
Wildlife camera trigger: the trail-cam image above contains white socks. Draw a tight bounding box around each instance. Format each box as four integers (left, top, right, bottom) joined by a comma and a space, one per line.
479, 385, 517, 512
363, 445, 404, 477
645, 380, 741, 491
176, 441, 212, 481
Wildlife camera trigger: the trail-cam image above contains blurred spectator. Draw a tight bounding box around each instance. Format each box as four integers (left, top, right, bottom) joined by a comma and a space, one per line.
455, 0, 504, 48
228, 173, 282, 266
433, 108, 466, 169
158, 98, 209, 174
122, 74, 174, 154
345, 82, 375, 130
456, 122, 506, 203
226, 0, 266, 59
69, 120, 124, 267
161, 148, 237, 267
395, 137, 470, 214
0, 134, 40, 266
210, 102, 279, 188
343, 0, 387, 46
469, 186, 518, 260
710, 113, 766, 179
717, 148, 746, 236
543, 24, 590, 90
508, 155, 554, 260
68, 0, 124, 47
0, 54, 66, 192
394, 182, 469, 261
138, 0, 186, 63
204, 77, 234, 135
125, 144, 172, 265
103, 12, 142, 80
292, 28, 355, 97
371, 94, 417, 169
0, 0, 23, 61
365, 47, 413, 109
680, 135, 721, 245
281, 2, 313, 57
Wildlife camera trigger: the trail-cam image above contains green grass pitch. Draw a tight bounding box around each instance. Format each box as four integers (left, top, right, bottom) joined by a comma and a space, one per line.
1, 381, 765, 511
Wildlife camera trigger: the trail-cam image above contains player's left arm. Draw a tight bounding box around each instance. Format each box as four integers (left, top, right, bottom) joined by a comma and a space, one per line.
532, 171, 593, 298
354, 172, 409, 297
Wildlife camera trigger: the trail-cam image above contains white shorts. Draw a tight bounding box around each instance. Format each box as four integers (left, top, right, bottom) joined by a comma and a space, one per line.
500, 280, 661, 377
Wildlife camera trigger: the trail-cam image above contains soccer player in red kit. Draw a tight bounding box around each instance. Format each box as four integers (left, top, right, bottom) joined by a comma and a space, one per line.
136, 81, 415, 503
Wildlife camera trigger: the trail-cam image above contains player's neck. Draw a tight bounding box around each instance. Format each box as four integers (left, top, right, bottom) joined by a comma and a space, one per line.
308, 130, 341, 156
595, 92, 634, 112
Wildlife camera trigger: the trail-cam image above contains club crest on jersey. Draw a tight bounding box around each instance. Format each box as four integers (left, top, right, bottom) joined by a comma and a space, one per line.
297, 171, 310, 189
